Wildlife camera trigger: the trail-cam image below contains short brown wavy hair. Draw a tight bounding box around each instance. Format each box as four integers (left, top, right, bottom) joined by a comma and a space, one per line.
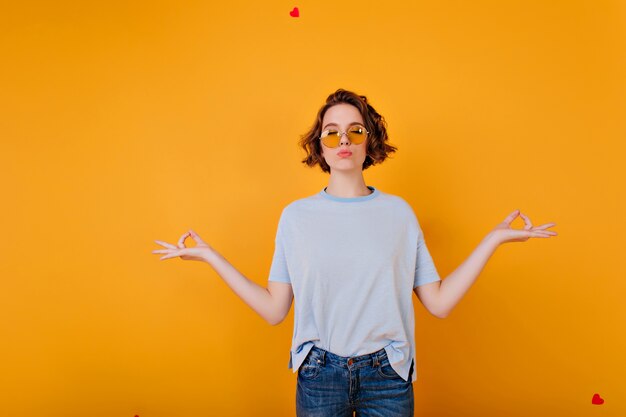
299, 88, 398, 173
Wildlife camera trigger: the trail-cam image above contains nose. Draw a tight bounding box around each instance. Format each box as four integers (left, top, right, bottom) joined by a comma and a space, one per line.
339, 132, 351, 146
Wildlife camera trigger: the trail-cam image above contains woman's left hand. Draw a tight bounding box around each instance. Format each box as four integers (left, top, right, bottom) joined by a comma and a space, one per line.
490, 209, 558, 245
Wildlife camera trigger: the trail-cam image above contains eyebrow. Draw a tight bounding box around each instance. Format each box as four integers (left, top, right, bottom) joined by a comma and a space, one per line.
322, 121, 364, 130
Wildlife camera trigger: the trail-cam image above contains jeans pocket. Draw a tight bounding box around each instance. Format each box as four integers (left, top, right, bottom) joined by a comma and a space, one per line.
377, 359, 402, 380
298, 352, 323, 380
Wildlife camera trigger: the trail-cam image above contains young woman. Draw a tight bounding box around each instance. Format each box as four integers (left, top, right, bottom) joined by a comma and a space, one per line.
152, 89, 557, 416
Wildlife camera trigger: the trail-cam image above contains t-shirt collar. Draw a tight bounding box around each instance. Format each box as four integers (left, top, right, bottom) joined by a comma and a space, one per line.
320, 185, 380, 203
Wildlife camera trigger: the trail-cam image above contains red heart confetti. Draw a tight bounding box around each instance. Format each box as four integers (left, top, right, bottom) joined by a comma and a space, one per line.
591, 393, 604, 405
289, 7, 299, 17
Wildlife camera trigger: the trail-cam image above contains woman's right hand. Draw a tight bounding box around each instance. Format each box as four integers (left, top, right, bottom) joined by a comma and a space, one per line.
152, 229, 215, 263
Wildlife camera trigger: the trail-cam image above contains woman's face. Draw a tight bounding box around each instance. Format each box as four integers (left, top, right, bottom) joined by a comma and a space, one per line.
320, 103, 368, 173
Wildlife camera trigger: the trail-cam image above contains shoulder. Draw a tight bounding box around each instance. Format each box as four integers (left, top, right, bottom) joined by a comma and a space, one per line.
378, 191, 423, 229
379, 191, 415, 214
278, 193, 319, 221
281, 197, 307, 215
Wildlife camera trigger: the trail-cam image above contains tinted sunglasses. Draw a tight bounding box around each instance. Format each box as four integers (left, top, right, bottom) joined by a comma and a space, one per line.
319, 125, 369, 148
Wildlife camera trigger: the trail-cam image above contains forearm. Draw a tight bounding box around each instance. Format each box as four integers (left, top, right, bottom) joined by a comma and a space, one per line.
203, 250, 278, 325
438, 231, 501, 317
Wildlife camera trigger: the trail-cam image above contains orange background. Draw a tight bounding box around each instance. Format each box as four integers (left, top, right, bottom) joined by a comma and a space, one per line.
1, 1, 625, 416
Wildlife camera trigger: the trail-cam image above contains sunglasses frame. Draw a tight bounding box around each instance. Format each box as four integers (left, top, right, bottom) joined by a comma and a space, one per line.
318, 124, 370, 148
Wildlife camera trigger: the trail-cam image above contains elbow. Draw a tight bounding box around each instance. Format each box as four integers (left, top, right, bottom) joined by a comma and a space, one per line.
267, 314, 286, 326
435, 292, 448, 319
434, 307, 449, 319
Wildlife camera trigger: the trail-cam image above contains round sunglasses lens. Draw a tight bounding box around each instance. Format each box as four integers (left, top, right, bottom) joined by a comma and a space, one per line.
321, 131, 340, 147
347, 126, 366, 144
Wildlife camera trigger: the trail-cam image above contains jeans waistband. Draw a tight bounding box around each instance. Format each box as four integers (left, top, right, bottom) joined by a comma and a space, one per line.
308, 345, 388, 369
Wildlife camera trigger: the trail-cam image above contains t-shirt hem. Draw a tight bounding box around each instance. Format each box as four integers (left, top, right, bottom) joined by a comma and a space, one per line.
413, 276, 442, 289
268, 276, 291, 284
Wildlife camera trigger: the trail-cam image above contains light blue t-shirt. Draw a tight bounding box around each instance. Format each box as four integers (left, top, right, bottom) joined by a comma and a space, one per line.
268, 185, 441, 382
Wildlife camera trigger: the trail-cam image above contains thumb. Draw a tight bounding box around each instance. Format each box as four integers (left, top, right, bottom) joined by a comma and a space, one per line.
189, 229, 205, 243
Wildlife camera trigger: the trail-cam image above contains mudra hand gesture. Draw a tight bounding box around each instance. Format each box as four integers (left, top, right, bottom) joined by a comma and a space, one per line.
152, 229, 214, 262
491, 209, 557, 244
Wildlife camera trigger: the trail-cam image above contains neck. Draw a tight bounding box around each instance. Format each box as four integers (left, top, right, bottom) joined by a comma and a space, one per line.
325, 172, 371, 198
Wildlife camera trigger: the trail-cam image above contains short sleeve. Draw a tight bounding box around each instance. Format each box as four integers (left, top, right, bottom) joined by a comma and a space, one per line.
268, 212, 291, 284
413, 230, 441, 288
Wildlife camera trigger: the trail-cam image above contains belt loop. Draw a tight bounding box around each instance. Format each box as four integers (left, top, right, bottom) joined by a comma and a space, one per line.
321, 349, 326, 366
372, 352, 379, 367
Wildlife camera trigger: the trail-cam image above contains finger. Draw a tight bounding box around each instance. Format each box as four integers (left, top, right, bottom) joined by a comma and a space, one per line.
502, 209, 520, 225
160, 251, 179, 260
152, 249, 169, 254
178, 231, 191, 248
189, 229, 205, 244
534, 222, 557, 230
519, 212, 533, 230
530, 232, 551, 238
154, 240, 177, 249
532, 228, 558, 235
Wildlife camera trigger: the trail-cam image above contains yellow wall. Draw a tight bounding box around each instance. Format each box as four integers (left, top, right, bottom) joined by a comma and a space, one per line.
1, 1, 624, 416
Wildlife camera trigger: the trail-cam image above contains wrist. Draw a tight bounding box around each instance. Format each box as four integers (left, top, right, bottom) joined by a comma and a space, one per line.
203, 248, 220, 264
484, 230, 503, 247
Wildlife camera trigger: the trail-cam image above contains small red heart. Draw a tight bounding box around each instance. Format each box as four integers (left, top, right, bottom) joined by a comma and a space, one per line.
591, 393, 604, 405
289, 7, 299, 17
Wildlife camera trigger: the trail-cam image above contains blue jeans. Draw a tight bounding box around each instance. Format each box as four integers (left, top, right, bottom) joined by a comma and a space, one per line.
296, 346, 414, 416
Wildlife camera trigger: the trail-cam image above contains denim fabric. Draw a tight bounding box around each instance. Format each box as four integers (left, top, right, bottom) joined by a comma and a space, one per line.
296, 346, 414, 417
